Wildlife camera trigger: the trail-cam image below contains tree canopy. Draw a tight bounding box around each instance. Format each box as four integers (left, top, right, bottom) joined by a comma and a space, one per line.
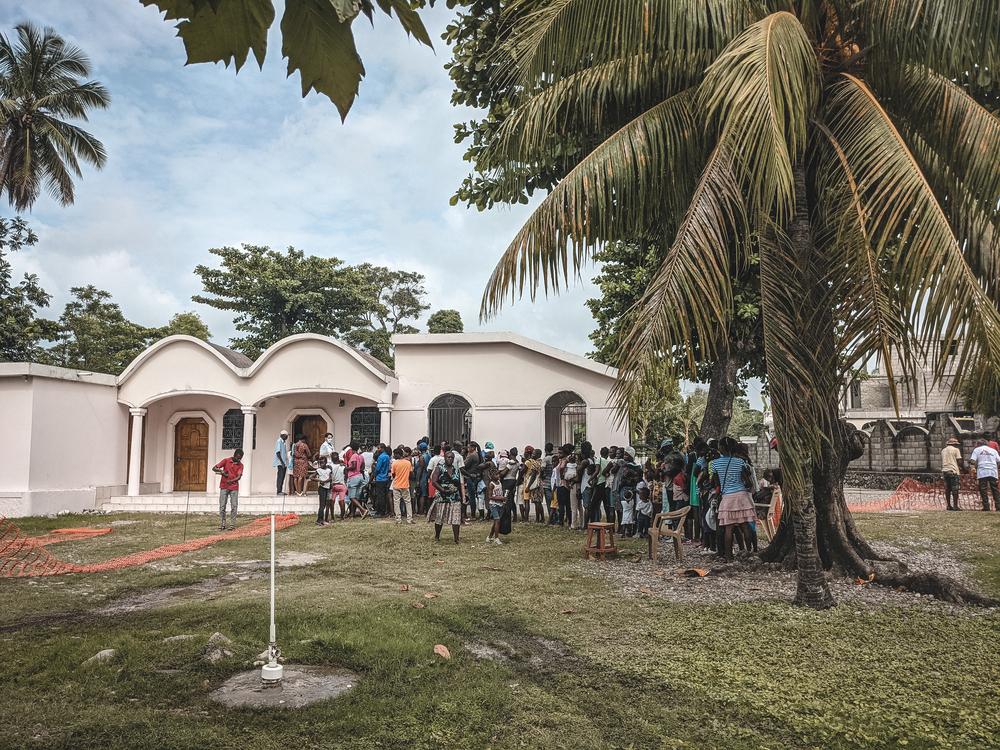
47, 285, 159, 374
0, 217, 59, 361
0, 23, 110, 211
343, 263, 429, 366
427, 308, 463, 333
161, 311, 210, 340
141, 0, 435, 119
473, 1, 1000, 608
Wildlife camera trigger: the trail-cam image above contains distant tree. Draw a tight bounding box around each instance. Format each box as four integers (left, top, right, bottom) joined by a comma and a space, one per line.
427, 308, 463, 334
192, 244, 367, 359
587, 239, 765, 438
141, 0, 433, 119
0, 217, 59, 361
345, 264, 429, 366
161, 311, 210, 340
0, 24, 110, 211
49, 286, 158, 374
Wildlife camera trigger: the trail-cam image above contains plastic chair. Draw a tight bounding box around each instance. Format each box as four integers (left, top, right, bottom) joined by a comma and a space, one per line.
648, 505, 691, 563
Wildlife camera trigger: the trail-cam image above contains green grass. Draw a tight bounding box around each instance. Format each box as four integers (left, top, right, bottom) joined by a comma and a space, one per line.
2, 512, 999, 749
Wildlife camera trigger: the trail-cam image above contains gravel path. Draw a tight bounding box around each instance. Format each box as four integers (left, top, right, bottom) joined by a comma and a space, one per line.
576, 537, 997, 616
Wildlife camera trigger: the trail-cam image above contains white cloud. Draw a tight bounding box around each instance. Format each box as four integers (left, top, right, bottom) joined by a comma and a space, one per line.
3, 1, 602, 359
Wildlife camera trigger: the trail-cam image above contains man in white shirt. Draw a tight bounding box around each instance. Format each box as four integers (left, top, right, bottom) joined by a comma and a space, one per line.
970, 439, 1000, 511
319, 433, 335, 460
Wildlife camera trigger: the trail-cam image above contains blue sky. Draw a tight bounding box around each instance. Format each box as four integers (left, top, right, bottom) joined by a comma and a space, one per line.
2, 1, 763, 407
3, 1, 602, 351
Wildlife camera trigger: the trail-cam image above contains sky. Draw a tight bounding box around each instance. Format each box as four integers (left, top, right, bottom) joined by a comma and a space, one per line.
1, 1, 762, 407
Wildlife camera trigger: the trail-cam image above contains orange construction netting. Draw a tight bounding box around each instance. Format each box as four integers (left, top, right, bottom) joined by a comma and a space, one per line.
0, 513, 299, 578
846, 475, 983, 513
31, 527, 113, 546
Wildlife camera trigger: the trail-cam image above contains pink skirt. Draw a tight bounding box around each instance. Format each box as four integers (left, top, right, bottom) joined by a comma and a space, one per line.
718, 490, 756, 526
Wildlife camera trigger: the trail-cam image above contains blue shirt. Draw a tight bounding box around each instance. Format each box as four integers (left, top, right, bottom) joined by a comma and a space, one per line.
273, 437, 288, 468
711, 456, 748, 495
375, 452, 391, 482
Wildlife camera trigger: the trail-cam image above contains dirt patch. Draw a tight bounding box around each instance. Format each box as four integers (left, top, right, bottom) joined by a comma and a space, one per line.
209, 666, 360, 709
96, 571, 266, 616
579, 539, 998, 615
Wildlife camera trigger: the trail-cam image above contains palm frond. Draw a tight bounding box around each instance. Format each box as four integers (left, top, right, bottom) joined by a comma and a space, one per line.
821, 73, 1000, 405
611, 144, 747, 407
491, 50, 712, 167
855, 0, 1000, 77
480, 89, 700, 318
500, 0, 766, 86
699, 11, 820, 222
812, 119, 915, 413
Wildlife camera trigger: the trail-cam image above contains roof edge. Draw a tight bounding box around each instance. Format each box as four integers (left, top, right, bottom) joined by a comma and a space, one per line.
391, 332, 618, 379
0, 362, 118, 386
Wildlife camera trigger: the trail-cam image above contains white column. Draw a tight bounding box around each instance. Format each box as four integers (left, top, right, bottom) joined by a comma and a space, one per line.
241, 406, 257, 495
127, 407, 147, 496
378, 403, 392, 446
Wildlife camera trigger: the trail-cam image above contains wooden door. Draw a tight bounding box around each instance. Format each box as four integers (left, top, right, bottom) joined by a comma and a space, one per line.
293, 415, 326, 490
174, 418, 209, 492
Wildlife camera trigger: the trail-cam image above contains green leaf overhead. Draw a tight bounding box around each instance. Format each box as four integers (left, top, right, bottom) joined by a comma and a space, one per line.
141, 0, 433, 117
281, 0, 365, 120
176, 0, 274, 70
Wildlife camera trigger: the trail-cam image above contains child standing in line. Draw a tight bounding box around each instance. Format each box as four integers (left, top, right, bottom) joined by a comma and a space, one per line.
329, 452, 347, 519
635, 481, 653, 538
310, 456, 333, 527
486, 464, 506, 545
619, 483, 636, 539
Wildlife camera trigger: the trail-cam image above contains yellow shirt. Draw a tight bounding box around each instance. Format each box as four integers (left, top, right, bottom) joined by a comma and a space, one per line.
941, 445, 961, 475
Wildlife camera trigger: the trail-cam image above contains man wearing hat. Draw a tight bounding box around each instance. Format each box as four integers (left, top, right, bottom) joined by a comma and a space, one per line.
274, 429, 290, 495
941, 437, 964, 511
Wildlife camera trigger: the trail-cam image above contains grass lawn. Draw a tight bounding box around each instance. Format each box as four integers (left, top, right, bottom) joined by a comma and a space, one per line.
3, 511, 999, 749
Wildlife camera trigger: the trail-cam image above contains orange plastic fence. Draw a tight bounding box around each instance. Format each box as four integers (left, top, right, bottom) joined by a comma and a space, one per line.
846, 475, 982, 513
0, 514, 299, 578
32, 527, 113, 546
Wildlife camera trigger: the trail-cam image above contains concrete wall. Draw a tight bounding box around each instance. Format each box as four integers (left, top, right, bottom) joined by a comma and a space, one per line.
0, 365, 125, 516
392, 336, 629, 449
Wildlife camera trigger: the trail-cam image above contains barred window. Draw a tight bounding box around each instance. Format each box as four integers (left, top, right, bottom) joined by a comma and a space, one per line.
221, 408, 256, 450
351, 406, 381, 448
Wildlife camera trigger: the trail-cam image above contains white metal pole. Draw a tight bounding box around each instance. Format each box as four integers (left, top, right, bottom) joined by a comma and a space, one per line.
269, 512, 276, 643
261, 511, 283, 684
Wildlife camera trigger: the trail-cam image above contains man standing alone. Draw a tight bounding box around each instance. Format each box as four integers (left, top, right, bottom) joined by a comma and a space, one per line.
213, 449, 244, 531
941, 437, 964, 511
274, 430, 289, 495
971, 439, 1000, 511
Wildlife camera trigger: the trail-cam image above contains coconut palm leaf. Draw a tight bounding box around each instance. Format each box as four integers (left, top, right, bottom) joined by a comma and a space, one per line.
699, 11, 820, 222
490, 51, 713, 167
481, 88, 700, 317
500, 0, 766, 85
821, 73, 1000, 403
854, 0, 1000, 76
612, 144, 746, 409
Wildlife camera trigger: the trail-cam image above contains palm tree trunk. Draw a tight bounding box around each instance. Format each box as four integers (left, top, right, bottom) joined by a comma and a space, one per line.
699, 346, 738, 438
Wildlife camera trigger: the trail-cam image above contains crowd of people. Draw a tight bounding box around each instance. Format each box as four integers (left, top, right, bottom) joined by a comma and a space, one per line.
205, 425, 1000, 544
260, 430, 782, 557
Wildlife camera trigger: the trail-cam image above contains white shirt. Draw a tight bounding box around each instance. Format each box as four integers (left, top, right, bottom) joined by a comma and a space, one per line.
971, 446, 999, 479
320, 440, 334, 459
362, 451, 374, 474
329, 464, 345, 485
314, 466, 332, 488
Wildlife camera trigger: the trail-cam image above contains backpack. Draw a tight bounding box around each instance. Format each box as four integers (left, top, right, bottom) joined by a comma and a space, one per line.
563, 462, 577, 481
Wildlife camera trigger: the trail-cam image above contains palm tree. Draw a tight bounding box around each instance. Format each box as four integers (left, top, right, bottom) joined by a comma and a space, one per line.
0, 23, 109, 211
480, 2, 1000, 608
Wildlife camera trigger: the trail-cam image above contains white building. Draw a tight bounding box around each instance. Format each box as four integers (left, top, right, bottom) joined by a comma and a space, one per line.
0, 332, 628, 517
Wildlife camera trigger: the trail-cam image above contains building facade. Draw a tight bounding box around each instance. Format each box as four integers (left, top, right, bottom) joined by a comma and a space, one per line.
0, 332, 628, 517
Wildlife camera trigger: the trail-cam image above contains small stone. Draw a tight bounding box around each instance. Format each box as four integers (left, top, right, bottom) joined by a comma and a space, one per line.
256, 650, 270, 660
204, 648, 233, 664
82, 648, 116, 667
163, 634, 196, 643
207, 632, 232, 647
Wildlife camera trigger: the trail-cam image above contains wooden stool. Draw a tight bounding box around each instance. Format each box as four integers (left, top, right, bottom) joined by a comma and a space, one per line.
583, 522, 618, 561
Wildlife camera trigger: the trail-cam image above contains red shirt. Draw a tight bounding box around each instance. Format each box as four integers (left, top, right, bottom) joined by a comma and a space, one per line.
214, 458, 244, 490
990, 441, 1000, 453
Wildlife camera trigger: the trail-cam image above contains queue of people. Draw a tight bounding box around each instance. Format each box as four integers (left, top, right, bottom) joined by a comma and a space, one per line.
258, 431, 780, 558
